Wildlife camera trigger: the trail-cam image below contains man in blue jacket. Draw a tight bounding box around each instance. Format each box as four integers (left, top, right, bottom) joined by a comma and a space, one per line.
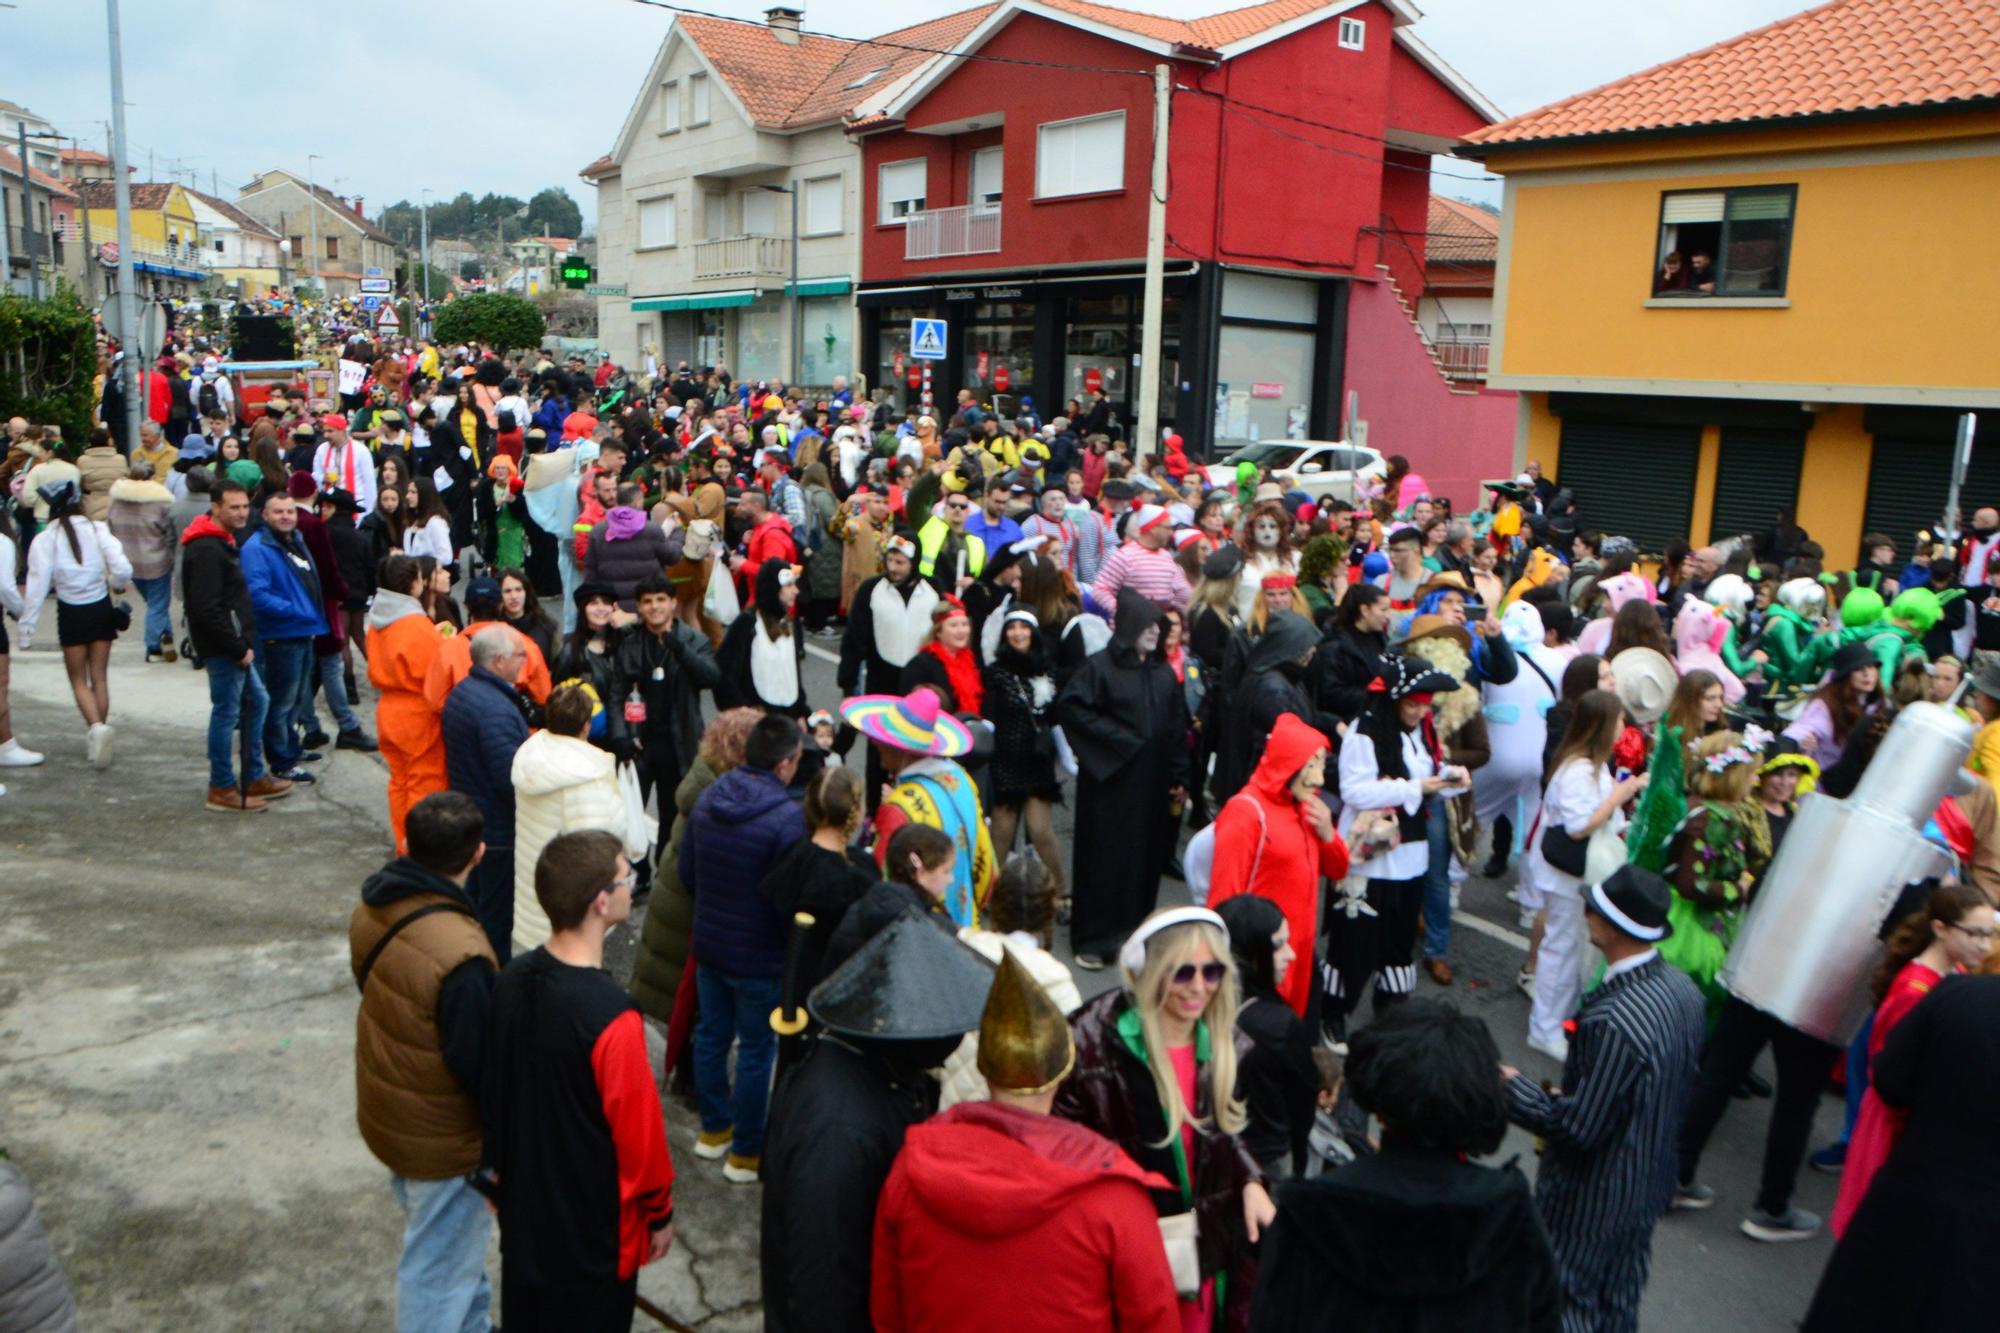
681, 714, 806, 1184
239, 490, 328, 784
441, 632, 532, 963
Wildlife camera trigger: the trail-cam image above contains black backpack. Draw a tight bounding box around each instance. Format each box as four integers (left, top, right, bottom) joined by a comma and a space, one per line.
197, 379, 222, 418
497, 409, 517, 433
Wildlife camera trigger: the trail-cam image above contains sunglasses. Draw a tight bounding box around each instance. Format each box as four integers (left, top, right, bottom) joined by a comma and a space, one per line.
1171, 961, 1227, 987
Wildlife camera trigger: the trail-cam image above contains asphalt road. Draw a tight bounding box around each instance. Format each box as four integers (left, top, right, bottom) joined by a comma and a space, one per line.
0, 627, 1842, 1330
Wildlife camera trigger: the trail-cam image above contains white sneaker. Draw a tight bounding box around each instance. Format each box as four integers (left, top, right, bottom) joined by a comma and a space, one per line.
87, 722, 113, 770
1526, 1033, 1569, 1063
0, 782, 7, 797
1516, 968, 1536, 998
0, 739, 43, 766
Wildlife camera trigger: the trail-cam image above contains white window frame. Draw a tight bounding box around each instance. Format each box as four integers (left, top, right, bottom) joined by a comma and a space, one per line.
637, 194, 677, 250
878, 159, 927, 225
741, 188, 778, 237
659, 80, 681, 134
1035, 111, 1125, 200
970, 146, 1004, 211
803, 175, 843, 236
1338, 17, 1366, 50
689, 73, 710, 126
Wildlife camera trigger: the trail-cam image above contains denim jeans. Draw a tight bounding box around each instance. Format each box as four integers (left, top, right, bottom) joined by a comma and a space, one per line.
133, 573, 173, 652
204, 654, 269, 789
387, 1173, 493, 1333
693, 967, 782, 1158
256, 637, 312, 771
311, 648, 362, 735
1421, 799, 1452, 960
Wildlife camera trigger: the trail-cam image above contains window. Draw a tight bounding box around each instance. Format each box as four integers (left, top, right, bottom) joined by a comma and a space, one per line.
1338, 17, 1365, 49
1035, 111, 1125, 199
1653, 185, 1795, 297
970, 147, 1004, 211
701, 192, 725, 241
638, 195, 677, 249
804, 176, 842, 235
879, 159, 926, 224
742, 188, 777, 237
843, 66, 888, 90
689, 73, 710, 125
290, 235, 303, 258
326, 235, 339, 260
660, 81, 681, 133
215, 237, 225, 252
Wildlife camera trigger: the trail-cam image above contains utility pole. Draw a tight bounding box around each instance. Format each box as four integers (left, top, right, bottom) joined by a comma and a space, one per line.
106, 0, 142, 453
1945, 411, 1980, 534
419, 188, 430, 305
1135, 63, 1170, 460
305, 153, 321, 294
17, 120, 39, 299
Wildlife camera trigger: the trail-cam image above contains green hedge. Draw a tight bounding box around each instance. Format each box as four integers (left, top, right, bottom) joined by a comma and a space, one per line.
0, 285, 98, 445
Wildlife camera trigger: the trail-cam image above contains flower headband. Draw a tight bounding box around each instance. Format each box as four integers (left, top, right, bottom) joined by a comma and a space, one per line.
1703, 725, 1773, 774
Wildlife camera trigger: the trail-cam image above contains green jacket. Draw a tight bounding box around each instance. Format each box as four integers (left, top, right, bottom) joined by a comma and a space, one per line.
1720, 623, 1761, 679
1759, 607, 1832, 691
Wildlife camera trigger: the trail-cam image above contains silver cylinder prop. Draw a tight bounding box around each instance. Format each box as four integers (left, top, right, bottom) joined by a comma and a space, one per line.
1720, 702, 1971, 1044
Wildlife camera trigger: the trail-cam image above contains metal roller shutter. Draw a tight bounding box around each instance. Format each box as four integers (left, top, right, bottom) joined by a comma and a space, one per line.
1556, 421, 1702, 554
1860, 436, 2000, 551
1710, 428, 1804, 543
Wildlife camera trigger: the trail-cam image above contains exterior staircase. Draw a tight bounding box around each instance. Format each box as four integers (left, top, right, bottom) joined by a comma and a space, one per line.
1374, 263, 1482, 396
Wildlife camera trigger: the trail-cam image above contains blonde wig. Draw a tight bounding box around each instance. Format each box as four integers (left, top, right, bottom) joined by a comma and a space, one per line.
1122, 919, 1246, 1146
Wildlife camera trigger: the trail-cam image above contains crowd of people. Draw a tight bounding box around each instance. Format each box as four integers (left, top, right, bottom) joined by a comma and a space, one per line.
5, 311, 1999, 1333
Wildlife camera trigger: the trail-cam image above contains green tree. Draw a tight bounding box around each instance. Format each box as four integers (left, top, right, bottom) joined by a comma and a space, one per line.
525, 187, 584, 239
396, 258, 455, 298
0, 285, 99, 445
432, 292, 545, 353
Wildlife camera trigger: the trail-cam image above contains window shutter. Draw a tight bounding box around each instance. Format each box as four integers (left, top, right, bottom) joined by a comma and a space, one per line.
1711, 428, 1804, 543
742, 190, 777, 236
1555, 420, 1701, 554
805, 177, 841, 234
1661, 193, 1725, 223
1037, 113, 1124, 198
639, 196, 675, 248
1727, 191, 1792, 221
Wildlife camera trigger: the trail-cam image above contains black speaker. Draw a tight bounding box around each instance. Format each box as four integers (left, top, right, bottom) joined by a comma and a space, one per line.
232, 314, 294, 362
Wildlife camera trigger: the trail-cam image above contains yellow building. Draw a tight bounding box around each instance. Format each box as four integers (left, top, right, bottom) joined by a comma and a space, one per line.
1461, 0, 2000, 565
75, 180, 211, 298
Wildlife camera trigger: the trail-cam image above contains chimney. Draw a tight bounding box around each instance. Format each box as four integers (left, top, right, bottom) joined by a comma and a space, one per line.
352, 196, 365, 218
765, 6, 803, 43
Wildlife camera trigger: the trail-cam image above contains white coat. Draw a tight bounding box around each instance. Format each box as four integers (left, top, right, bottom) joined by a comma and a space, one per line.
938, 930, 1083, 1109
510, 730, 631, 955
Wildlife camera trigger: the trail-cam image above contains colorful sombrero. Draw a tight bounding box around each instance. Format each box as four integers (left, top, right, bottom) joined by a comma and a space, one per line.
839, 689, 974, 757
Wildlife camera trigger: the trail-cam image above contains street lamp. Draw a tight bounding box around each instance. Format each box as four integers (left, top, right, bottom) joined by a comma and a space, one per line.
756, 182, 799, 388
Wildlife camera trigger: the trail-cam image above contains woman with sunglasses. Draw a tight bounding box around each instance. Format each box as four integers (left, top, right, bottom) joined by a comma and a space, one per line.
1056, 906, 1272, 1329
1830, 882, 1995, 1238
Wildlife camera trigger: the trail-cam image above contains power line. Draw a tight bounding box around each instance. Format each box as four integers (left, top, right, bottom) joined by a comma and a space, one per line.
1195, 93, 1501, 184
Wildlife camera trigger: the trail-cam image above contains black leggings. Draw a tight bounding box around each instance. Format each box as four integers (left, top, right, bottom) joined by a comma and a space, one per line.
1677, 995, 1837, 1216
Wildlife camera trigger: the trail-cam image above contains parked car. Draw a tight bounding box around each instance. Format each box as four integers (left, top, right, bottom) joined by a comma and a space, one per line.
1204, 440, 1386, 502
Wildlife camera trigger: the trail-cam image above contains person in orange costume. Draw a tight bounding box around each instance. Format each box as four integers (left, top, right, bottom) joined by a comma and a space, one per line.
367, 555, 450, 849
1208, 712, 1351, 1016
421, 575, 552, 712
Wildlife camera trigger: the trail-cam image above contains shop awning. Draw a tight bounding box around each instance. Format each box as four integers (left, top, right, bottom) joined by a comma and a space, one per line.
787, 276, 851, 298
632, 289, 756, 313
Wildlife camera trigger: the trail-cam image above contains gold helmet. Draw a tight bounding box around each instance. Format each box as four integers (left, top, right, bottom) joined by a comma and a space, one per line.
976, 947, 1075, 1094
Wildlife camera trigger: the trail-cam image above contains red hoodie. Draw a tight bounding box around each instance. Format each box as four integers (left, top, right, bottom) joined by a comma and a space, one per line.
1208, 712, 1351, 1016
872, 1101, 1180, 1332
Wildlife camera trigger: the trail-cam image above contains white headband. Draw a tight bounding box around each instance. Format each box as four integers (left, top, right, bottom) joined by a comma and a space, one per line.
1119, 906, 1229, 976
1587, 879, 1666, 942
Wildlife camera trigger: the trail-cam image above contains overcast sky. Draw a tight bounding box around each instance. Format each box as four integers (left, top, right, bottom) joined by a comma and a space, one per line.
6, 0, 1810, 228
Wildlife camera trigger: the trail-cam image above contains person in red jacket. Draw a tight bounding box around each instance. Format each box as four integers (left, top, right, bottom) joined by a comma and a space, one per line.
1208, 712, 1351, 1017
731, 489, 798, 605
872, 949, 1180, 1332
1161, 432, 1191, 483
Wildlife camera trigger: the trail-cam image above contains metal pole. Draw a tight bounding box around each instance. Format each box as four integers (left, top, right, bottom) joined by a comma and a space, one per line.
1945, 411, 1979, 534
788, 185, 799, 388
306, 154, 321, 294
0, 158, 12, 287
1135, 63, 1170, 460
17, 121, 39, 300
420, 190, 430, 305
107, 0, 142, 453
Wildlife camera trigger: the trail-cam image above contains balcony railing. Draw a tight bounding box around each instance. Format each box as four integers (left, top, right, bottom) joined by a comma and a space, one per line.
1434, 338, 1490, 382
904, 205, 1001, 261
692, 234, 789, 281
4, 224, 64, 269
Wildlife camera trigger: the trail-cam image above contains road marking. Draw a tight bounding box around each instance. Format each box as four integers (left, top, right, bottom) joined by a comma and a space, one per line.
1455, 909, 1531, 951
805, 642, 841, 665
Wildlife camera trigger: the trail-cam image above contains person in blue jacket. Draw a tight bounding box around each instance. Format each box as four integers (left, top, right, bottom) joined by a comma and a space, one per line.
239, 490, 328, 784
441, 632, 532, 961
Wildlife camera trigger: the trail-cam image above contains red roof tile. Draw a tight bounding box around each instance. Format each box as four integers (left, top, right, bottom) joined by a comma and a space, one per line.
59, 148, 110, 165
579, 153, 618, 179
1035, 0, 1332, 50
78, 180, 175, 212
1425, 194, 1498, 264
0, 147, 76, 199
1467, 0, 2000, 149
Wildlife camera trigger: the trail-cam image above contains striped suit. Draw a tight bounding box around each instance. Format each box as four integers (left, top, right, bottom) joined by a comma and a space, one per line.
1506, 954, 1704, 1333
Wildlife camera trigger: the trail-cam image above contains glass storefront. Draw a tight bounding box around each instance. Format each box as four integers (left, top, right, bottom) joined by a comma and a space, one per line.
1061, 292, 1179, 436
963, 301, 1035, 414
797, 295, 852, 388
737, 296, 784, 383
875, 304, 929, 413
1213, 324, 1314, 451
697, 309, 727, 374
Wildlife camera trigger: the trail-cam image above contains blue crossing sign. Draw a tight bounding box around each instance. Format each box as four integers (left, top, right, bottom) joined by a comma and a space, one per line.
911, 317, 947, 360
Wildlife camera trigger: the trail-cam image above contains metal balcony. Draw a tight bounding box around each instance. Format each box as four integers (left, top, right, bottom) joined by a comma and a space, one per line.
692, 234, 789, 281
904, 205, 1001, 261
1433, 339, 1490, 382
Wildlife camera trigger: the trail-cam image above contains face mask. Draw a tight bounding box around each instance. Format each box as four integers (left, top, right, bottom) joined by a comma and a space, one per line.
1254, 519, 1279, 548
1136, 624, 1161, 654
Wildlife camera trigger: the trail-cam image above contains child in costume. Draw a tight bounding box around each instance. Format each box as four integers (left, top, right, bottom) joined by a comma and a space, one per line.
1658, 730, 1772, 1023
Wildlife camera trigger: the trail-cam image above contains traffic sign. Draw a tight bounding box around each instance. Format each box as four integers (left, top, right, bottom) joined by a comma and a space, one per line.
360, 294, 383, 311
364, 266, 385, 279
375, 304, 401, 330
911, 318, 947, 361
360, 277, 393, 294
98, 241, 119, 267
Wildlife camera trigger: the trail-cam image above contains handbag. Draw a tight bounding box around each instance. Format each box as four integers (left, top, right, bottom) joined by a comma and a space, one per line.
1540, 822, 1588, 877
1157, 1211, 1202, 1300
92, 523, 132, 633
1541, 819, 1627, 882
1347, 807, 1403, 862
616, 761, 656, 862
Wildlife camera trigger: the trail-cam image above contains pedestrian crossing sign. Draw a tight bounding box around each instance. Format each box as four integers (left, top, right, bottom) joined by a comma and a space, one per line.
911, 318, 947, 360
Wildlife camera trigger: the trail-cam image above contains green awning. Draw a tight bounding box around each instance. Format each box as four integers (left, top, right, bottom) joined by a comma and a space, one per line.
631, 289, 757, 313
787, 277, 852, 298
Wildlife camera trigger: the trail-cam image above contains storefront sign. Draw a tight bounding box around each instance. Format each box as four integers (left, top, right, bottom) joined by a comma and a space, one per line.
993, 365, 1010, 392
945, 286, 1023, 301
906, 366, 922, 389
1083, 367, 1103, 394
1251, 382, 1284, 398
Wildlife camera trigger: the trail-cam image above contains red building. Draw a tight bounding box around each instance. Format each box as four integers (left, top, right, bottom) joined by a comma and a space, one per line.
847, 0, 1501, 472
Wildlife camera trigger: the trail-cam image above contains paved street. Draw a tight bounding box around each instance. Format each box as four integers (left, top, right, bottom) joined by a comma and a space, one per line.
0, 631, 1841, 1330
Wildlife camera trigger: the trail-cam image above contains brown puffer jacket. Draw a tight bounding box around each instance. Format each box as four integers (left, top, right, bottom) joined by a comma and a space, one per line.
1053, 988, 1264, 1330
75, 445, 126, 523
350, 879, 496, 1180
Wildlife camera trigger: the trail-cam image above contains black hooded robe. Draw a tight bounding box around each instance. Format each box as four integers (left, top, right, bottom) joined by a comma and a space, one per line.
1213, 610, 1342, 803
1054, 590, 1190, 958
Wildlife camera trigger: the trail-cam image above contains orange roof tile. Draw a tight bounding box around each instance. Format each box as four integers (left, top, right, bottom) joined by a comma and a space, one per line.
1425, 194, 1498, 264
1467, 0, 2000, 149
579, 153, 617, 179
0, 147, 76, 199
1035, 0, 1332, 50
